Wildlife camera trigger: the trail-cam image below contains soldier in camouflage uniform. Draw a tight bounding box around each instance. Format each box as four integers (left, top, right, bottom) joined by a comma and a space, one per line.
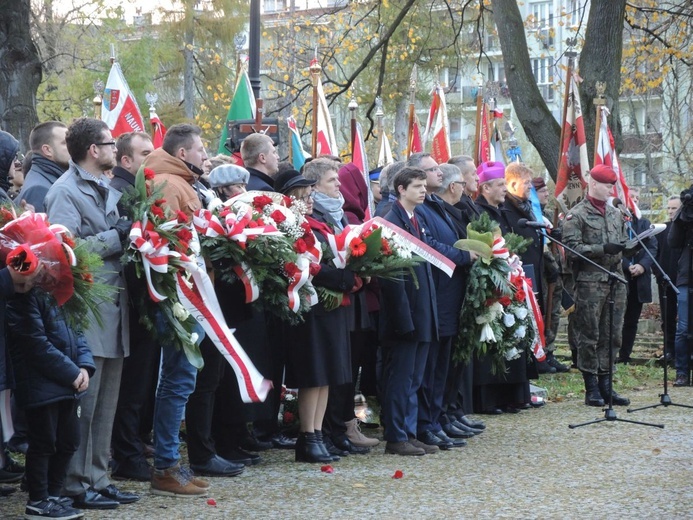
562, 165, 631, 407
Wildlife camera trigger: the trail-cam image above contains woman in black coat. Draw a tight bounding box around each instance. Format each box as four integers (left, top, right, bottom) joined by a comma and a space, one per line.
277, 164, 359, 463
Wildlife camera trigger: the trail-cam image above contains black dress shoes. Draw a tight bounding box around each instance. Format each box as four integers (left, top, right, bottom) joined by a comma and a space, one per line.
434, 430, 466, 448
458, 415, 486, 430
332, 435, 371, 455
417, 430, 453, 450
501, 405, 521, 414
111, 458, 152, 481
218, 447, 261, 466
98, 484, 140, 504
268, 433, 296, 450
442, 423, 474, 439
239, 433, 272, 452
450, 420, 483, 436
190, 455, 245, 477
72, 488, 119, 510
482, 408, 504, 415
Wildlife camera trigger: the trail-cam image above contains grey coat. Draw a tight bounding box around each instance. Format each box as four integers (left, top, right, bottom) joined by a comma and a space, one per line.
45, 163, 129, 358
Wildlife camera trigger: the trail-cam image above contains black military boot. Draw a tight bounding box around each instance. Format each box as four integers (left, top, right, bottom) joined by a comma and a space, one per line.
597, 375, 630, 406
582, 372, 605, 407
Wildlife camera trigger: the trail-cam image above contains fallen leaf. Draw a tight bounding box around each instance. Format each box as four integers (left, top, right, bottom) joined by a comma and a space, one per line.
321, 465, 334, 473
353, 483, 366, 488
652, 448, 661, 455
207, 498, 217, 506
392, 470, 404, 479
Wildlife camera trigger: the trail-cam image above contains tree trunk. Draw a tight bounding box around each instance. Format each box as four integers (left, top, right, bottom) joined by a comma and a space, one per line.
0, 0, 42, 149
490, 0, 561, 180
578, 0, 626, 163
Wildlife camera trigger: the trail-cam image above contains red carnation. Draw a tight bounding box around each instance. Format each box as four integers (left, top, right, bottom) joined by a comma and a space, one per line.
270, 209, 286, 224
349, 237, 367, 257
247, 220, 258, 228
381, 238, 393, 256
177, 228, 193, 243
176, 210, 189, 224
309, 262, 321, 277
150, 205, 165, 219
294, 238, 308, 254
303, 232, 316, 248
498, 296, 512, 307
143, 168, 155, 180
515, 289, 526, 302
256, 218, 265, 226
283, 411, 294, 424
252, 195, 273, 211
154, 198, 166, 206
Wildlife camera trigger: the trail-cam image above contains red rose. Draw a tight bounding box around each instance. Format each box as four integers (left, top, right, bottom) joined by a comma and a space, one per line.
177, 228, 193, 243
515, 289, 526, 301
283, 411, 294, 424
309, 262, 321, 277
294, 238, 308, 254
143, 168, 155, 180
252, 195, 273, 211
150, 205, 165, 219
247, 220, 258, 228
283, 195, 292, 206
301, 222, 311, 233
381, 238, 393, 256
498, 296, 512, 307
270, 209, 286, 224
256, 218, 265, 226
284, 262, 299, 278
303, 231, 316, 248
176, 210, 189, 224
349, 237, 367, 257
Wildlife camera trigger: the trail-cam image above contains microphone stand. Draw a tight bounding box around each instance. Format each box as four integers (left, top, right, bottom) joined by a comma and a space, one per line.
623, 218, 691, 413
534, 229, 664, 429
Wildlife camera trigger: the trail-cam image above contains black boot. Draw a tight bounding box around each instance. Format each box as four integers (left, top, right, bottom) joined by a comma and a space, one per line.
295, 432, 333, 463
315, 431, 340, 461
582, 372, 605, 407
597, 375, 630, 406
571, 349, 578, 369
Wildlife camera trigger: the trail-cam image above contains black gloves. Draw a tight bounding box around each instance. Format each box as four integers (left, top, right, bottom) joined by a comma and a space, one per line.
112, 218, 132, 242
549, 228, 562, 241
603, 243, 625, 255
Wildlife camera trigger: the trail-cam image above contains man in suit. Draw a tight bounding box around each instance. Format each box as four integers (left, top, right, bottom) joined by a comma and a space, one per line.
380, 167, 438, 456
45, 117, 137, 510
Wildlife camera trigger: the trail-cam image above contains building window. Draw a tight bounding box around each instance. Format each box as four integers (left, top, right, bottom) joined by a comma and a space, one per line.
264, 0, 286, 12
530, 1, 554, 29
531, 57, 554, 102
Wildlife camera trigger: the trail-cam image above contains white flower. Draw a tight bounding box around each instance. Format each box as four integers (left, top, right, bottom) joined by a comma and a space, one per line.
514, 325, 527, 339
489, 302, 504, 320
503, 312, 516, 327
514, 306, 528, 320
172, 302, 190, 321
476, 312, 491, 324
190, 332, 199, 345
285, 394, 295, 402
505, 347, 520, 360
480, 323, 496, 342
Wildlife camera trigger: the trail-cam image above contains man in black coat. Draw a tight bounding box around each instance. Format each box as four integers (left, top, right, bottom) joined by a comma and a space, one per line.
474, 161, 510, 235
449, 155, 481, 228
18, 122, 70, 212
239, 133, 279, 191
109, 132, 160, 482
617, 189, 658, 364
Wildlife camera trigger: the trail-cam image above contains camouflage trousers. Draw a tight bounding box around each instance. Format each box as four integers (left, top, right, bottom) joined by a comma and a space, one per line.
573, 280, 627, 375
542, 277, 564, 352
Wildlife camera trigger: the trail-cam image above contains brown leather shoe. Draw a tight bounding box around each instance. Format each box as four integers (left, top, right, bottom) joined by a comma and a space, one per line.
150, 464, 207, 497
384, 441, 425, 456
408, 437, 440, 454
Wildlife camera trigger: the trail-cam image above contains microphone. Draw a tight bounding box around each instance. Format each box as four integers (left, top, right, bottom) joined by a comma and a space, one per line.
517, 218, 549, 229
612, 198, 633, 218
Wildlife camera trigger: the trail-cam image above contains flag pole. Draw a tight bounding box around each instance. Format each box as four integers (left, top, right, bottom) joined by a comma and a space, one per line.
375, 96, 384, 158
554, 49, 577, 227
593, 81, 606, 163
288, 118, 294, 167
310, 51, 322, 157
349, 93, 358, 161
473, 83, 483, 165
406, 65, 417, 159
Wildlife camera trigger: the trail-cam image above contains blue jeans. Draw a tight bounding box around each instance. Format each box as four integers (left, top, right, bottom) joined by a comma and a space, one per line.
674, 285, 690, 376
153, 321, 204, 469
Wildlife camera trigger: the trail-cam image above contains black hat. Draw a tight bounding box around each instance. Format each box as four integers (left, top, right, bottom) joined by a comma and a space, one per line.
274, 169, 316, 194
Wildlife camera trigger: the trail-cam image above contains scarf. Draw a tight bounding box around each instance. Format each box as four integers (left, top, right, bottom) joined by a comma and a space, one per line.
587, 195, 607, 216
313, 191, 346, 231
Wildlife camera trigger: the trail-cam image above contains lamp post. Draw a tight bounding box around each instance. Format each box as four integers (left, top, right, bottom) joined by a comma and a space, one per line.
248, 0, 261, 100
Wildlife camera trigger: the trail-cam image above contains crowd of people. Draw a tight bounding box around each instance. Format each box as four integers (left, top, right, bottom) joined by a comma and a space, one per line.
0, 118, 689, 520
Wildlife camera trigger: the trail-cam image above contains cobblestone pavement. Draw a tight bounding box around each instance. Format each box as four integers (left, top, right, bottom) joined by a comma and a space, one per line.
3, 385, 692, 520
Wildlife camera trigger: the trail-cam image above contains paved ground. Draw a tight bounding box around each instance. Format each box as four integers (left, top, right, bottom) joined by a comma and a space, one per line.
3, 384, 693, 520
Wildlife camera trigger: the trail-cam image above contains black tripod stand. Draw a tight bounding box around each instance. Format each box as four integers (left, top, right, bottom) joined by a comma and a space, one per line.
626, 220, 692, 413
532, 229, 664, 429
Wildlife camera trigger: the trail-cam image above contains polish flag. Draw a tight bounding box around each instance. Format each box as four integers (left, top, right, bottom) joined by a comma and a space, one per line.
311, 58, 338, 156
595, 106, 641, 218
407, 114, 423, 157
149, 109, 167, 149
477, 103, 491, 165
555, 74, 589, 213
423, 85, 451, 164
352, 122, 374, 218
102, 62, 145, 137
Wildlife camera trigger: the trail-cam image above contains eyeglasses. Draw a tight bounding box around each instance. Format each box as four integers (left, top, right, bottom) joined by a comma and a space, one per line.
453, 181, 467, 188
296, 193, 313, 202
14, 152, 24, 166
423, 166, 441, 173
93, 141, 117, 148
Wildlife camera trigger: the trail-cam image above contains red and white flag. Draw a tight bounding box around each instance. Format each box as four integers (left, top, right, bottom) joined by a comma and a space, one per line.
102, 62, 145, 137
407, 114, 423, 157
595, 107, 641, 218
423, 85, 451, 164
311, 59, 338, 156
352, 122, 375, 219
555, 74, 589, 213
477, 103, 492, 165
149, 109, 167, 149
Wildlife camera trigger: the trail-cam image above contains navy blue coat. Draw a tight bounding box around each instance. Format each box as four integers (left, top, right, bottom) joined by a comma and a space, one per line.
416, 195, 471, 337
7, 288, 95, 409
622, 216, 658, 303
475, 195, 511, 235
379, 202, 438, 343
0, 269, 15, 394
246, 167, 275, 192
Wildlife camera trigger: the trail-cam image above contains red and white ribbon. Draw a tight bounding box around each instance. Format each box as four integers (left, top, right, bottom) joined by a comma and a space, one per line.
175, 257, 271, 403
129, 217, 180, 302
508, 254, 546, 361
233, 262, 260, 303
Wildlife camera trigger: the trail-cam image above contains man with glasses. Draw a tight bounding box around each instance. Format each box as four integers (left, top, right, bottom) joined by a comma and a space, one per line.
406, 153, 478, 450
45, 117, 137, 510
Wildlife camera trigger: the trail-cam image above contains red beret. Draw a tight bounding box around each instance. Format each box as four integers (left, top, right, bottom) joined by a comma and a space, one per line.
590, 164, 617, 184
531, 177, 547, 190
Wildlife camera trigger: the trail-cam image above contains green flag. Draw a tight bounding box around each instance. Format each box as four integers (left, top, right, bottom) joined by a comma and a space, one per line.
218, 68, 256, 154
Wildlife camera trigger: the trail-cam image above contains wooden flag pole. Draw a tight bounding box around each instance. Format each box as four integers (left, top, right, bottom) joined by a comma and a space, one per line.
406, 65, 417, 159
593, 81, 606, 163
310, 53, 322, 157
349, 94, 358, 161
473, 84, 483, 165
